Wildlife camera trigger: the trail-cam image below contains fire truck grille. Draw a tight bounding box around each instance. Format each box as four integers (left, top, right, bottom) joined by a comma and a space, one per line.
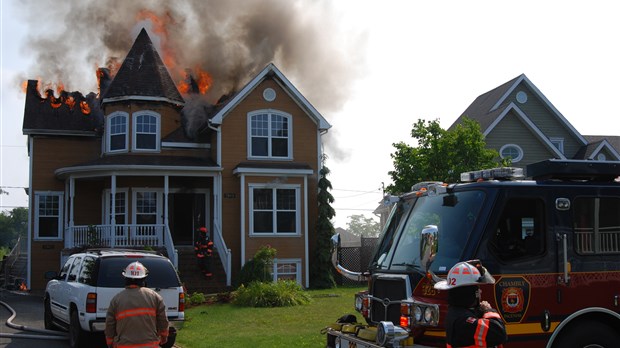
370, 277, 408, 324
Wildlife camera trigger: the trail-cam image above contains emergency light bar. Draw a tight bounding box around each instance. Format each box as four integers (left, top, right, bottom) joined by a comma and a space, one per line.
460, 167, 524, 182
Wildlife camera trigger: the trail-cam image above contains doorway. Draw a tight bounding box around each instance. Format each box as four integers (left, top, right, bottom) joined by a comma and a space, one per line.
169, 192, 209, 245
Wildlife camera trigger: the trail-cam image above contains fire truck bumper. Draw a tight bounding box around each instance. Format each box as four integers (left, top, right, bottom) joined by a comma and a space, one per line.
326, 328, 435, 348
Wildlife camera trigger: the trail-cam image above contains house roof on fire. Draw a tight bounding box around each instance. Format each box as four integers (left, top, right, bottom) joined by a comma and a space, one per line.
102, 28, 184, 106
210, 63, 331, 131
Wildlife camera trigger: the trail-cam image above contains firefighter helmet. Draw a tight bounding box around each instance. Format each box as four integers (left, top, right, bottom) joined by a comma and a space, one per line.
122, 261, 149, 279
199, 227, 207, 234
434, 260, 494, 290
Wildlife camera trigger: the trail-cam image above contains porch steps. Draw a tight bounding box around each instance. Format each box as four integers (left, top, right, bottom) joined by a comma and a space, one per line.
175, 246, 231, 295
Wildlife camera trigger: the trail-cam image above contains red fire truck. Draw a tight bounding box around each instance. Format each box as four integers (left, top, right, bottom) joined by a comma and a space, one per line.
326, 159, 620, 348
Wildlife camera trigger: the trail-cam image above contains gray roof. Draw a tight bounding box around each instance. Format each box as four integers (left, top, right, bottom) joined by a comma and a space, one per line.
102, 28, 184, 105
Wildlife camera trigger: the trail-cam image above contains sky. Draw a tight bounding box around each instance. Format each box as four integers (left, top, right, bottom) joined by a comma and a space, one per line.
2, 0, 620, 229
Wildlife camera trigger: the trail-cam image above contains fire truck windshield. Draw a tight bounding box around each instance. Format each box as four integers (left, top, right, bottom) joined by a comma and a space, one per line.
371, 190, 486, 274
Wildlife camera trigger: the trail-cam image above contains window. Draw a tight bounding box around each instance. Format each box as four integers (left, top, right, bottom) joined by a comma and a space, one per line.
248, 111, 292, 159
107, 112, 128, 152
490, 198, 545, 260
550, 137, 564, 154
106, 190, 127, 225
35, 192, 63, 240
133, 112, 160, 151
79, 257, 96, 285
273, 259, 301, 284
67, 256, 83, 282
250, 185, 299, 235
135, 191, 159, 225
499, 144, 524, 163
573, 197, 620, 254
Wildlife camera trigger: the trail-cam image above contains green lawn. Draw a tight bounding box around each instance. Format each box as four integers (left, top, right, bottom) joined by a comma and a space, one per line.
175, 285, 365, 347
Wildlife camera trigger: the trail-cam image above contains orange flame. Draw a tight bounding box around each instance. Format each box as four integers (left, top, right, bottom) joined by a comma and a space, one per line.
178, 67, 212, 95
136, 9, 177, 70
80, 101, 91, 115
66, 95, 76, 110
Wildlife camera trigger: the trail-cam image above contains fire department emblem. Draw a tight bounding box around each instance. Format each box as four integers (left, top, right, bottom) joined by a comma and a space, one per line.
494, 276, 530, 323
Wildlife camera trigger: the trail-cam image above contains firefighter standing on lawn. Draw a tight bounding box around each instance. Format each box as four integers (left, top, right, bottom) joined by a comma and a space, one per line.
105, 261, 169, 348
434, 260, 507, 348
194, 227, 214, 277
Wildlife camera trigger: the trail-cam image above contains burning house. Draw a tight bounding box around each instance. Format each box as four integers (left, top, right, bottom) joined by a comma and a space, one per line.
22, 28, 331, 292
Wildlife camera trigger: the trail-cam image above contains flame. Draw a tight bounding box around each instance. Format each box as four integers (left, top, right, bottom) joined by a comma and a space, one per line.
136, 9, 177, 70
80, 100, 91, 115
178, 67, 212, 95
66, 95, 76, 110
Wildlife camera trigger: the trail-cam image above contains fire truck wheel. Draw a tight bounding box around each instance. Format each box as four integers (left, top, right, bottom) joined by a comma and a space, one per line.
552, 321, 620, 348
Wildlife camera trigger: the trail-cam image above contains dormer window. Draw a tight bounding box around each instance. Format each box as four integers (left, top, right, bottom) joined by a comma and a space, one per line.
107, 112, 128, 153
248, 110, 292, 159
133, 111, 160, 151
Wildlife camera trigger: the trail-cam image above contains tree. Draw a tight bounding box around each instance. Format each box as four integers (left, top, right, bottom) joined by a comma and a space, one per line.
0, 207, 28, 248
309, 156, 336, 289
387, 117, 498, 194
346, 214, 380, 238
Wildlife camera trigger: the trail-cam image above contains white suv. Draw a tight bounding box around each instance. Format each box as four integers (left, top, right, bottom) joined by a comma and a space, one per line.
44, 249, 185, 348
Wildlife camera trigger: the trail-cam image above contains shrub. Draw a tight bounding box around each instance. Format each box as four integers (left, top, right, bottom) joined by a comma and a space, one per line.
237, 245, 277, 286
232, 280, 311, 307
188, 292, 206, 306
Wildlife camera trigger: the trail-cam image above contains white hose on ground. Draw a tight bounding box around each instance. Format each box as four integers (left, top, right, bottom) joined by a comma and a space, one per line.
0, 300, 68, 340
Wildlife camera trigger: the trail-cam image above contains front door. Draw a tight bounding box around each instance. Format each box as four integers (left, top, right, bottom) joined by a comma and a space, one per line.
169, 192, 209, 245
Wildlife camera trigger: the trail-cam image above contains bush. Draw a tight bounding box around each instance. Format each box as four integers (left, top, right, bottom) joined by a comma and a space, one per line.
237, 245, 277, 286
188, 292, 206, 306
232, 280, 311, 307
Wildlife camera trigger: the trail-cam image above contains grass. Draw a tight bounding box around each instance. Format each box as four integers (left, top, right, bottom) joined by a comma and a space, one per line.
175, 285, 365, 347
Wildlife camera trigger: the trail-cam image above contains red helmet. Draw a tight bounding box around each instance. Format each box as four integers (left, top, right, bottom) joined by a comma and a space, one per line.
199, 227, 207, 233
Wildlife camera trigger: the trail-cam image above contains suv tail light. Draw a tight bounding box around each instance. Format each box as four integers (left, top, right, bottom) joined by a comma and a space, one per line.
86, 293, 97, 313
179, 292, 185, 312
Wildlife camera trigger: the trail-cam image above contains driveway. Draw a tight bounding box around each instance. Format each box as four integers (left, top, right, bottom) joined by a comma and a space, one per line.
0, 290, 105, 348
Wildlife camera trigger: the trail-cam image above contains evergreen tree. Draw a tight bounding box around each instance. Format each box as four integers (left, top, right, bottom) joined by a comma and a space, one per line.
310, 156, 336, 289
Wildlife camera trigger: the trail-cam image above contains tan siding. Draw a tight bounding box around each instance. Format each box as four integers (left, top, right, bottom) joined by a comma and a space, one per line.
30, 241, 64, 290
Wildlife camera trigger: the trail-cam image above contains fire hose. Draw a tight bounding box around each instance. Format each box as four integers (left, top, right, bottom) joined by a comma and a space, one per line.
0, 298, 68, 340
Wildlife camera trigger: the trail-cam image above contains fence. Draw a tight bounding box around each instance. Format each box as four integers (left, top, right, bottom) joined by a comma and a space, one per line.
336, 237, 378, 286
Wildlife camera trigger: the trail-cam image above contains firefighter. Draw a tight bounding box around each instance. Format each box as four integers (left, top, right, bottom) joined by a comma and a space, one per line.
105, 261, 169, 348
194, 227, 214, 277
434, 260, 507, 348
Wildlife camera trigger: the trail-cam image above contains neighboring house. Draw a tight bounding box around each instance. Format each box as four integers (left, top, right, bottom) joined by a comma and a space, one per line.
450, 74, 620, 173
22, 29, 330, 291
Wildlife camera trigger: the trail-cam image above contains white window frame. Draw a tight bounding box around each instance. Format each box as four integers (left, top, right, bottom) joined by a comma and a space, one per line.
247, 110, 293, 160
132, 189, 163, 225
106, 112, 129, 153
550, 137, 564, 154
34, 191, 64, 240
132, 111, 161, 152
249, 184, 300, 236
499, 144, 524, 163
104, 189, 129, 225
272, 258, 302, 284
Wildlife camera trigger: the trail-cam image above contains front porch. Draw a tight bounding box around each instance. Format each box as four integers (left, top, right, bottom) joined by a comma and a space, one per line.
65, 223, 232, 287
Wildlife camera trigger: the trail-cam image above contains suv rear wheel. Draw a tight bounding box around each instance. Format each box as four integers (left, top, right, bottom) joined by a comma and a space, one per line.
69, 308, 89, 348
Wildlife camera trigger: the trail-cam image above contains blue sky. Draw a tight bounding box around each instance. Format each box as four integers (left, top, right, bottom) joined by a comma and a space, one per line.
2, 0, 620, 228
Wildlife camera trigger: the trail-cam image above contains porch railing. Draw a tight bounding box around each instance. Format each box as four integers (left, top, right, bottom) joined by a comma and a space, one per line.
212, 223, 232, 286
67, 224, 178, 267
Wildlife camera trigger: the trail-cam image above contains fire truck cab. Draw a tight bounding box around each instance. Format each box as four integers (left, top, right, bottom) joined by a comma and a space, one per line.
326, 159, 620, 348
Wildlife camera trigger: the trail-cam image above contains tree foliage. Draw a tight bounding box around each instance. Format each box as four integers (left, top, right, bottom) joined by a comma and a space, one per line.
309, 156, 336, 289
346, 214, 380, 238
387, 117, 498, 194
0, 207, 28, 248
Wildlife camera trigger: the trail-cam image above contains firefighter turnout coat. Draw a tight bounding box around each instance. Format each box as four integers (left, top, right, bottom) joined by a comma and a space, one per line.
105, 285, 169, 348
445, 306, 506, 348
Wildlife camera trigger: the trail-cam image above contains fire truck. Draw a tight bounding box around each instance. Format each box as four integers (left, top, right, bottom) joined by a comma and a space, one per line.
326, 159, 620, 348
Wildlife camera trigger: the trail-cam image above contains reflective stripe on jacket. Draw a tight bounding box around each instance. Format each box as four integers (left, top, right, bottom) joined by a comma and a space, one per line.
445, 306, 506, 348
105, 286, 169, 348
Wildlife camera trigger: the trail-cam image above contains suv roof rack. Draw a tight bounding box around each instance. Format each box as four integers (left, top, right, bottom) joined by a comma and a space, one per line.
527, 159, 620, 181
85, 248, 160, 255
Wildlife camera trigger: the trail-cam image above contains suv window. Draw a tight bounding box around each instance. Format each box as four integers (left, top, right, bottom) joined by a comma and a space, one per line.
58, 258, 72, 280
97, 256, 181, 288
67, 256, 83, 282
79, 256, 96, 285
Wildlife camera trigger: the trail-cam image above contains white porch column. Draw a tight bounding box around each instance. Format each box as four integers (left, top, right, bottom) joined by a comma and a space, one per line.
164, 175, 169, 247
67, 177, 75, 248
111, 175, 116, 248
304, 175, 309, 288
240, 173, 246, 266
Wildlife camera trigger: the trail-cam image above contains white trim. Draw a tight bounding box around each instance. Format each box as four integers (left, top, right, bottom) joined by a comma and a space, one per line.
272, 258, 302, 285
34, 191, 64, 241
484, 103, 566, 159
27, 137, 33, 288
240, 174, 246, 266
248, 184, 301, 237
247, 110, 293, 160
102, 95, 185, 106
161, 142, 211, 149
132, 110, 161, 152
132, 189, 163, 226
106, 111, 129, 153
233, 167, 313, 176
588, 140, 620, 161
55, 166, 223, 179
104, 189, 129, 224
499, 144, 524, 163
490, 74, 587, 145
303, 175, 309, 288
210, 63, 330, 131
